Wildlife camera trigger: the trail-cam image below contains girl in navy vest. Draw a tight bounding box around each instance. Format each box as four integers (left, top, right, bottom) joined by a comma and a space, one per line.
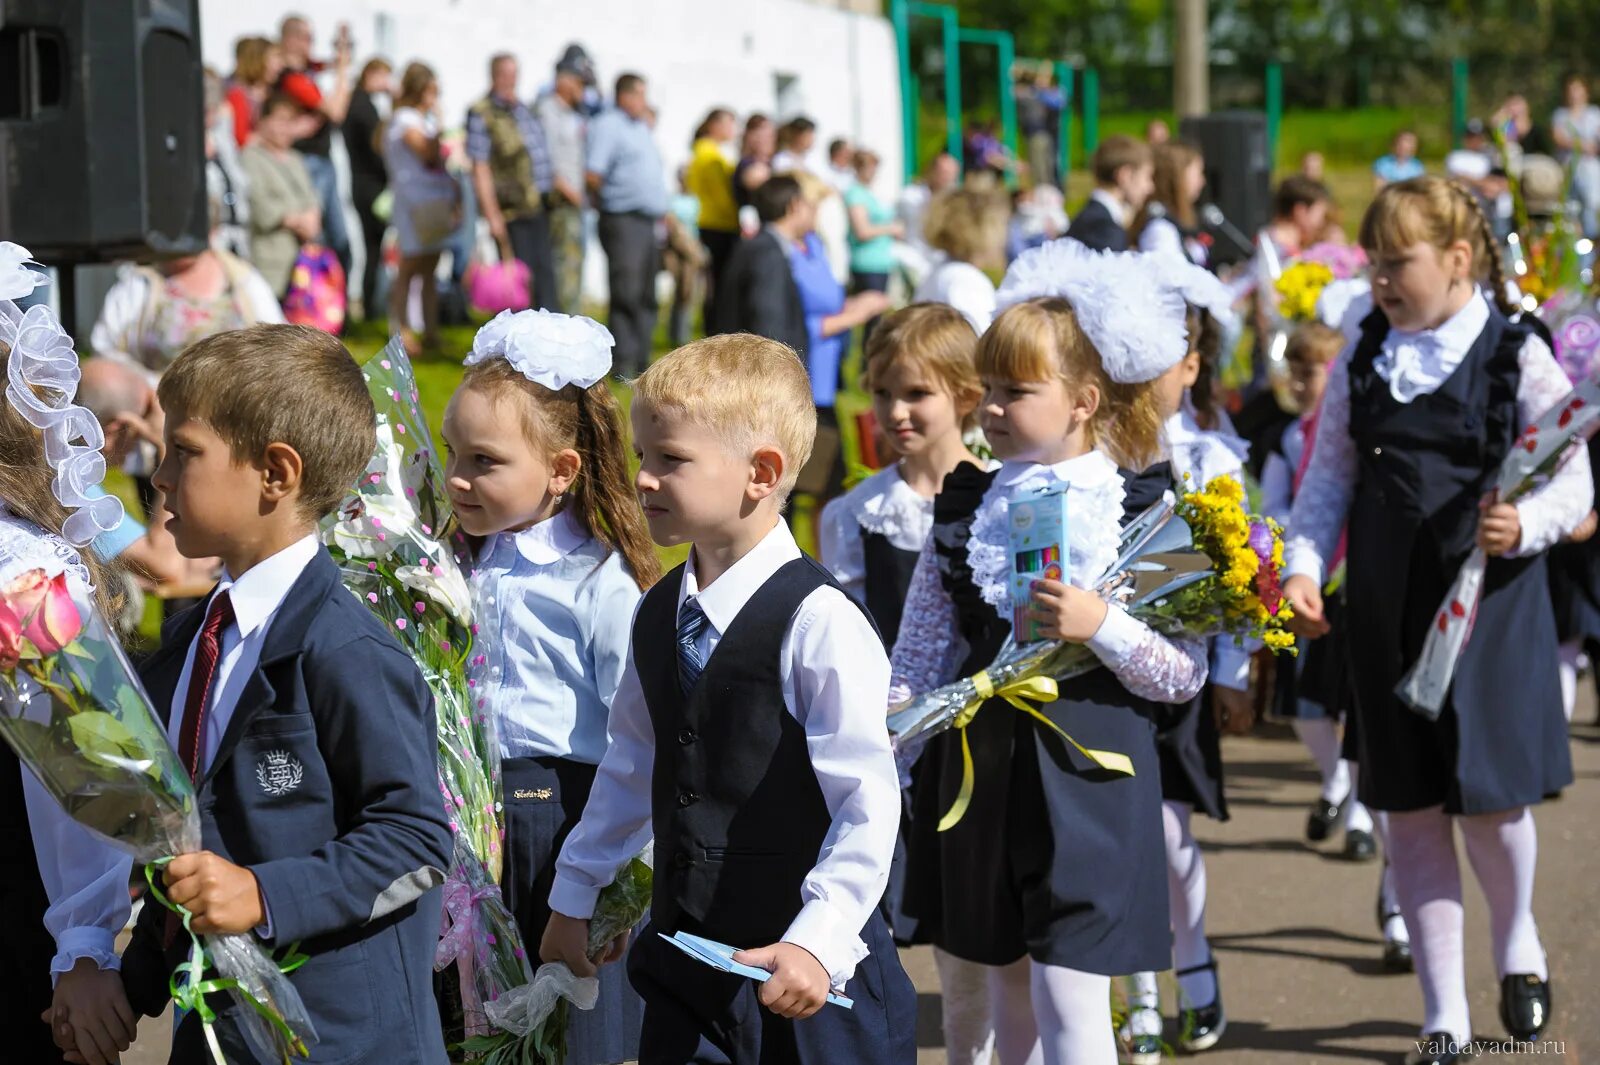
442, 310, 661, 1064
1283, 177, 1592, 1065
1119, 260, 1251, 1061
892, 241, 1208, 1065
819, 302, 994, 1065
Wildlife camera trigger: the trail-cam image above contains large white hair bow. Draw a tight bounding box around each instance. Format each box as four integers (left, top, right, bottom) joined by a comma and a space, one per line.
0, 242, 48, 302
464, 309, 615, 390
0, 257, 124, 548
996, 239, 1189, 384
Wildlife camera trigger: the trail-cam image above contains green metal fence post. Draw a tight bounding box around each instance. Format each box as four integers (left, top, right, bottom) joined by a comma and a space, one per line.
891, 0, 915, 181
1083, 67, 1100, 155
1057, 61, 1075, 179
1451, 57, 1470, 148
1265, 60, 1282, 170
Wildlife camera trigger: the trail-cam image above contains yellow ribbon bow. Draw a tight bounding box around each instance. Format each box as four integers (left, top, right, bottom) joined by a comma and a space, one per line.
937, 671, 1136, 832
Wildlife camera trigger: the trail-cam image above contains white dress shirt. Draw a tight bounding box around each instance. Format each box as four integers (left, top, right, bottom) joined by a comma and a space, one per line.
549, 520, 900, 988
167, 535, 320, 769
1286, 290, 1594, 583
475, 510, 641, 764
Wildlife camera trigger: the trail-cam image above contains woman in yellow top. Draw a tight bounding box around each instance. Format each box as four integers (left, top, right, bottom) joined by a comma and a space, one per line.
686, 109, 741, 321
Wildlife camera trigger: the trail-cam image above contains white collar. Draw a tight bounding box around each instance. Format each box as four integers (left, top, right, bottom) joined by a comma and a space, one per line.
1090, 188, 1127, 224
843, 465, 934, 551
679, 519, 801, 634
1383, 289, 1489, 356
1376, 289, 1490, 403
215, 534, 320, 639
506, 508, 590, 566
1163, 403, 1249, 486
995, 450, 1121, 491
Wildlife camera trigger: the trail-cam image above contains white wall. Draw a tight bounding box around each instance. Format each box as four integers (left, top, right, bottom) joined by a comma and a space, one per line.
200, 0, 904, 188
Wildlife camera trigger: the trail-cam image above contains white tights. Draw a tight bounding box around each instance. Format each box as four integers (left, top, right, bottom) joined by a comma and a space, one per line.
986, 959, 1119, 1065
1386, 806, 1546, 1041
1291, 717, 1371, 832
935, 947, 997, 1065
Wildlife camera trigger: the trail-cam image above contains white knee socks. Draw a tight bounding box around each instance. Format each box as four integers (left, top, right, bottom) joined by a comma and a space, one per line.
1559, 639, 1583, 723
1292, 718, 1348, 802
988, 958, 1041, 1065
1031, 963, 1118, 1065
1458, 808, 1548, 979
1373, 812, 1409, 945
1386, 806, 1470, 1042
1121, 970, 1159, 1012
1162, 801, 1216, 1007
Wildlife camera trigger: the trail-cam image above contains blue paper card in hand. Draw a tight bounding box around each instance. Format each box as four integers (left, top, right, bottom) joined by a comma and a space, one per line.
658, 931, 855, 1009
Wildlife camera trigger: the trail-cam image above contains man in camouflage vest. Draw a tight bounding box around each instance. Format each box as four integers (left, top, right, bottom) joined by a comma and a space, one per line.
466, 54, 558, 310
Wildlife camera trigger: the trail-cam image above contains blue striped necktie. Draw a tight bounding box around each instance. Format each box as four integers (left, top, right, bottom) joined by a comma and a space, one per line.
677, 597, 710, 695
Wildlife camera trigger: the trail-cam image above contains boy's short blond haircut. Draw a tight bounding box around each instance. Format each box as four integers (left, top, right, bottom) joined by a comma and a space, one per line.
159, 324, 376, 522
1091, 134, 1153, 187
633, 334, 816, 501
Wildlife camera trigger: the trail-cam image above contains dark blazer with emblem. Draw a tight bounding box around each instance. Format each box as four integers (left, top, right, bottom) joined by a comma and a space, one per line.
120, 547, 453, 1065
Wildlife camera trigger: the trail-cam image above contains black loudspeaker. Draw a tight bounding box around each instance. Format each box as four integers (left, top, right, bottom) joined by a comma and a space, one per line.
0, 0, 206, 263
1179, 110, 1271, 266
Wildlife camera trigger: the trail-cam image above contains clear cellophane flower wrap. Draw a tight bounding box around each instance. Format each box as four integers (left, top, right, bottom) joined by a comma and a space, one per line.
888, 476, 1296, 830
1397, 372, 1600, 718
0, 569, 316, 1064
465, 846, 655, 1065
319, 338, 532, 1037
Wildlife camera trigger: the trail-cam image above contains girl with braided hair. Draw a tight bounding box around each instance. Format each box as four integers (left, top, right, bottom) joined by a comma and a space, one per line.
1282, 176, 1592, 1065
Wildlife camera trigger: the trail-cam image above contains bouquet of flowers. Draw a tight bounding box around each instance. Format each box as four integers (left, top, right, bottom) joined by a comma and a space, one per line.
0, 569, 317, 1064
1396, 371, 1600, 717
462, 848, 655, 1065
888, 476, 1295, 829
1274, 244, 1370, 325
320, 338, 529, 1034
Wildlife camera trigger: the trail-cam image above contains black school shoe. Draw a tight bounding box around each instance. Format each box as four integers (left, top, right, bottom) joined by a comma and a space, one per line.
1344, 828, 1378, 861
1176, 959, 1226, 1053
1376, 895, 1414, 973
1403, 1032, 1474, 1065
1306, 797, 1345, 842
1499, 973, 1551, 1041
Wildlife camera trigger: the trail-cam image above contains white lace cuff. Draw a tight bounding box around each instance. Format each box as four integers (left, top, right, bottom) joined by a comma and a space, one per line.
1086, 604, 1209, 703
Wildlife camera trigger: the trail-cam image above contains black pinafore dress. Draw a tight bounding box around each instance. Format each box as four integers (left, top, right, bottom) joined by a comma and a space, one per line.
1343, 306, 1571, 813
901, 464, 1171, 974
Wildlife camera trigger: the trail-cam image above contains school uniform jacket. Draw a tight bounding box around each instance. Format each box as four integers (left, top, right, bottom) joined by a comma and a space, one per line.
121, 547, 453, 1065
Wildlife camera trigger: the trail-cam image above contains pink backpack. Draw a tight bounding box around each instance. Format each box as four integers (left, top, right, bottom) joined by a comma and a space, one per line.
282, 243, 347, 333
464, 241, 531, 314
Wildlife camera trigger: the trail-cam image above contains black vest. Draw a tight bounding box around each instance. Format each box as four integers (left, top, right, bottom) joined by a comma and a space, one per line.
633, 556, 854, 946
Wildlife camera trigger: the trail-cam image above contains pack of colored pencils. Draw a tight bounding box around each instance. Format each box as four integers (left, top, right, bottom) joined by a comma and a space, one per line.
1009, 485, 1070, 643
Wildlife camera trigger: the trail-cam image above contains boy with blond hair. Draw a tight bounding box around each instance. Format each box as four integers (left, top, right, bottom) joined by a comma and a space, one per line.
54, 324, 452, 1065
541, 335, 915, 1063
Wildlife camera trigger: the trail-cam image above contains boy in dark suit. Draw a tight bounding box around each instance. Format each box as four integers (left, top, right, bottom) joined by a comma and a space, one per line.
1066, 134, 1155, 252
708, 175, 810, 356
541, 335, 916, 1065
58, 324, 452, 1065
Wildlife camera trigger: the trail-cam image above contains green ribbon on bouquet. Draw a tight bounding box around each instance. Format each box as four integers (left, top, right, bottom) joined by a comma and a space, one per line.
143, 860, 311, 1065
